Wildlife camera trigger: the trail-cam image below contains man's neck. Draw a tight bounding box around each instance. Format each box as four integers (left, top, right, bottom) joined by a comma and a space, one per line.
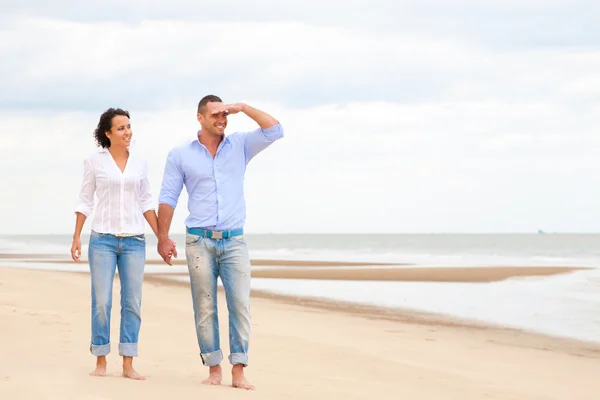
198, 131, 223, 151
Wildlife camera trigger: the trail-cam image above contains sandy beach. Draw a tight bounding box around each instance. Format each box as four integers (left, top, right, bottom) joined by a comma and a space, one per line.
0, 266, 599, 399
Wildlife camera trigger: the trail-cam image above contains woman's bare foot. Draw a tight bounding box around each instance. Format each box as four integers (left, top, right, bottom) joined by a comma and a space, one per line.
202, 365, 222, 385
90, 356, 107, 377
122, 368, 146, 380
231, 364, 255, 390
122, 356, 146, 380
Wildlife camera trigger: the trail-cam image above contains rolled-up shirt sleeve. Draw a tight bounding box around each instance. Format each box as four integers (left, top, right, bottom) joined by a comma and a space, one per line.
244, 123, 284, 163
74, 158, 95, 216
138, 160, 155, 213
158, 148, 184, 209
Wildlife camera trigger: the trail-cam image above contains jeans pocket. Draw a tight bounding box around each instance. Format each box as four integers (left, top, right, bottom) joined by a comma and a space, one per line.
230, 235, 245, 243
132, 235, 145, 242
90, 230, 103, 238
186, 234, 203, 246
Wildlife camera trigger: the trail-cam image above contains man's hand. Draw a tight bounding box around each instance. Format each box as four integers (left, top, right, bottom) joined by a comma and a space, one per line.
212, 103, 278, 130
158, 237, 177, 266
211, 103, 246, 116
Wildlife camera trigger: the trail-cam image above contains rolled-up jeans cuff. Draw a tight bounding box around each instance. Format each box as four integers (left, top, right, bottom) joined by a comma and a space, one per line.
119, 343, 138, 357
200, 349, 223, 366
228, 353, 248, 367
90, 343, 110, 356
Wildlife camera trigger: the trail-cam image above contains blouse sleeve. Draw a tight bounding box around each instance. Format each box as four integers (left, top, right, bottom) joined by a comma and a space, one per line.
138, 159, 155, 213
74, 158, 96, 216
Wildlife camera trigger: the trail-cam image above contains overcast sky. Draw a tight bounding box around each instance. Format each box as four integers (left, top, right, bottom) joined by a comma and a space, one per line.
1, 0, 599, 234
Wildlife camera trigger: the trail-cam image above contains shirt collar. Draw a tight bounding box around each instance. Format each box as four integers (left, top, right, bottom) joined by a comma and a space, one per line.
98, 143, 134, 153
194, 130, 230, 145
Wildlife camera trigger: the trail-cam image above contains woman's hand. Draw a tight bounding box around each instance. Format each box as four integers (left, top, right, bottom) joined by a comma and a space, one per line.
71, 236, 82, 262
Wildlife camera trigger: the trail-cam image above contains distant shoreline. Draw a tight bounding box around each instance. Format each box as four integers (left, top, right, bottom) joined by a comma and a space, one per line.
0, 253, 400, 266
0, 252, 589, 283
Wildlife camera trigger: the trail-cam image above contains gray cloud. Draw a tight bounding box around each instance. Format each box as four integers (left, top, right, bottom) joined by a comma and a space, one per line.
1, 0, 599, 114
2, 11, 598, 113
2, 0, 598, 47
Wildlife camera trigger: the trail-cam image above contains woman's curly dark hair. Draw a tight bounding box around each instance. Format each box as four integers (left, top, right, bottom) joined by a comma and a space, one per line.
94, 108, 130, 148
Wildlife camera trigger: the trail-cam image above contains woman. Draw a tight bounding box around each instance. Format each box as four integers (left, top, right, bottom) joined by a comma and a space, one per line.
71, 107, 158, 380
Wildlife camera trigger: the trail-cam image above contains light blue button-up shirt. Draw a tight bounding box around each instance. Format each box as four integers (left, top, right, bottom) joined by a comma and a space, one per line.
158, 124, 284, 230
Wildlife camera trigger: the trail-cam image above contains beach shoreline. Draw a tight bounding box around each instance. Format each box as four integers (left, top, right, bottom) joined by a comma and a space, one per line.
15, 265, 595, 349
144, 273, 600, 351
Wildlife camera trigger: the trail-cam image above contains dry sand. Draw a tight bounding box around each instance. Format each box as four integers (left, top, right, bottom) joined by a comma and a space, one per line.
0, 266, 599, 399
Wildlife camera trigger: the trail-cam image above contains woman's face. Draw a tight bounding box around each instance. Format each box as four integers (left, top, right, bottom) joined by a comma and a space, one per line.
106, 115, 132, 148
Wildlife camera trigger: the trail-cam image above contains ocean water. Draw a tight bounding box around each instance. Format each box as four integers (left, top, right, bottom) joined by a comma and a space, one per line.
3, 233, 600, 267
1, 233, 600, 343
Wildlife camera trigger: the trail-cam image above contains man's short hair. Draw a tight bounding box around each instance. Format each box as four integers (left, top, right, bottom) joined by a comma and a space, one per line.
197, 95, 223, 114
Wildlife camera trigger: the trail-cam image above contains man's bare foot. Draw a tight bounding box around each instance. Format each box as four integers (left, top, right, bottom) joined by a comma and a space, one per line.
202, 365, 222, 385
90, 356, 107, 377
232, 364, 255, 390
122, 367, 146, 380
122, 356, 146, 380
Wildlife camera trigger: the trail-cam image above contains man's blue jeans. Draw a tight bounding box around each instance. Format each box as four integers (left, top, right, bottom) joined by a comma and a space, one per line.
185, 233, 252, 367
88, 231, 146, 357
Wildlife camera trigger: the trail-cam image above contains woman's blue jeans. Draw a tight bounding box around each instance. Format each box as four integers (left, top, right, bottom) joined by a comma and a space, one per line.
88, 231, 146, 357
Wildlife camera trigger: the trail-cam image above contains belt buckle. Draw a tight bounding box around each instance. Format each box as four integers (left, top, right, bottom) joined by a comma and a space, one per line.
211, 231, 223, 239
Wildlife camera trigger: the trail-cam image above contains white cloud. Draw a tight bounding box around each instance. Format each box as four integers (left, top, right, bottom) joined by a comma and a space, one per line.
1, 1, 599, 234
1, 94, 599, 234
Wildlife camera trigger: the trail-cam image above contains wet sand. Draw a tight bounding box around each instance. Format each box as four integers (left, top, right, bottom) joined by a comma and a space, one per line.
245, 265, 586, 282
2, 252, 588, 283
149, 265, 586, 282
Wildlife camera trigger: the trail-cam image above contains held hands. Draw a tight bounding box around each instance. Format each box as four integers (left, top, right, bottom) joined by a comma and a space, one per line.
71, 236, 177, 264
157, 238, 178, 266
211, 103, 246, 116
71, 237, 82, 262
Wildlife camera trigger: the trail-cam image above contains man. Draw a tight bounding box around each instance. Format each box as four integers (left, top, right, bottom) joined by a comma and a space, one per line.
157, 95, 284, 390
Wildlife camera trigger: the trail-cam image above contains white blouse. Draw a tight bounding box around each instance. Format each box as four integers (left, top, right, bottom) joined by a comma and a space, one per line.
75, 148, 154, 235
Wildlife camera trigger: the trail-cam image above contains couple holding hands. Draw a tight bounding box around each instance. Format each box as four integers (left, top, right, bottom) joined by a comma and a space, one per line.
70, 95, 284, 390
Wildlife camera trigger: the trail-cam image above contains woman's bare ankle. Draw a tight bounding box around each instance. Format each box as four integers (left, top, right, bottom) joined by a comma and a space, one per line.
90, 356, 107, 377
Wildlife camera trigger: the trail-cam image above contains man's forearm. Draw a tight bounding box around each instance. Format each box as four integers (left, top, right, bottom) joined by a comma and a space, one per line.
241, 104, 278, 130
157, 204, 175, 239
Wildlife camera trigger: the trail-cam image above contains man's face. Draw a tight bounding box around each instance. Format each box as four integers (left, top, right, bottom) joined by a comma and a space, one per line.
198, 101, 228, 136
